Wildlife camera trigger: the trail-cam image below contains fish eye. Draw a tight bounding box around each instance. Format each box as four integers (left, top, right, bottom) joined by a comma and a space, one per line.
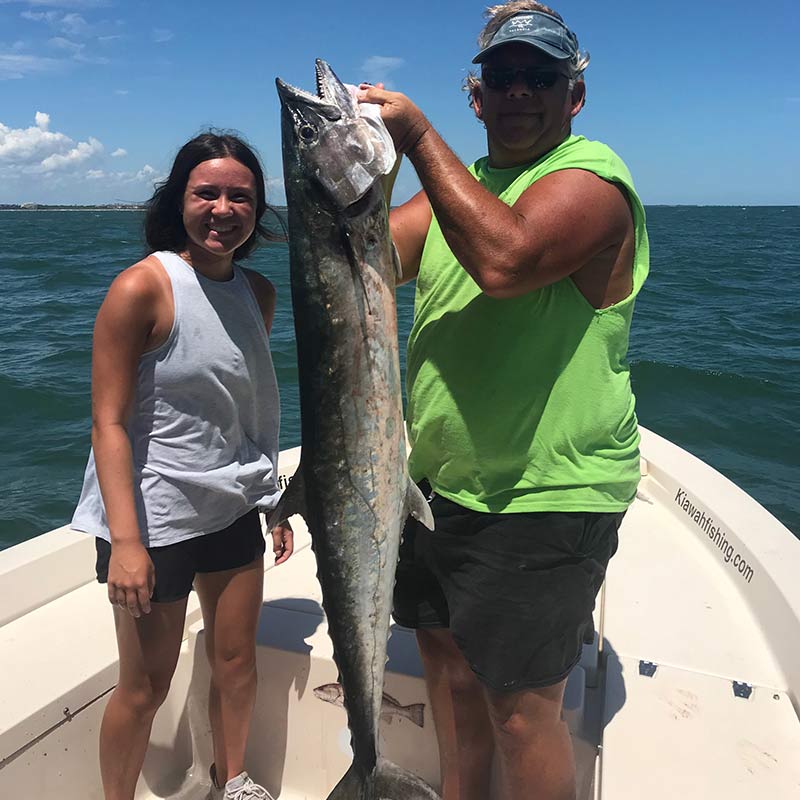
299, 124, 317, 143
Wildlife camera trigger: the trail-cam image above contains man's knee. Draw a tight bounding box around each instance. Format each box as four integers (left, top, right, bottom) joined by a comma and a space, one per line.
487, 680, 566, 741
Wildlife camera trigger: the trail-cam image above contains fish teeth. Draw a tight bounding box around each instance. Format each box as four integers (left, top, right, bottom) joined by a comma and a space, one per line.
285, 82, 319, 102
315, 61, 329, 101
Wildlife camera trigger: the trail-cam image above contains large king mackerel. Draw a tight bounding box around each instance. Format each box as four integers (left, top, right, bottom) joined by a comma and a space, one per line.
272, 60, 438, 800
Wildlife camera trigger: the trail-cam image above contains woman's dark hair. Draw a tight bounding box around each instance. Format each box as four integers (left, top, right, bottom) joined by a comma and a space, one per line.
144, 131, 282, 261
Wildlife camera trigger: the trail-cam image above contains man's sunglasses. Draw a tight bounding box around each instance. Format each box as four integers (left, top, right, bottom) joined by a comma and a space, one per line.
481, 66, 569, 92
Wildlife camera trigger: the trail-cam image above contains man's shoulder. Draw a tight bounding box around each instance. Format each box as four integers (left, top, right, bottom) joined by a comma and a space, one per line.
541, 134, 611, 163
537, 136, 635, 191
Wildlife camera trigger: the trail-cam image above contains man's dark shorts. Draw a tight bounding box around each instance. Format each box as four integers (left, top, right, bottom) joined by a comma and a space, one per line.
95, 508, 266, 603
393, 483, 623, 693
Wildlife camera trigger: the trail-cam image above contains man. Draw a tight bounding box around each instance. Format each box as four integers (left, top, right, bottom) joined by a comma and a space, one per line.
359, 3, 648, 799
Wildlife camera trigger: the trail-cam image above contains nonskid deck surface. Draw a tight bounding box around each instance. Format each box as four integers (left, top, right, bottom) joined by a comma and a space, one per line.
1, 431, 798, 799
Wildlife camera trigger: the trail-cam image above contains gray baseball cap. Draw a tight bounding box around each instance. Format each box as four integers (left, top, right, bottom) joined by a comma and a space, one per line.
472, 10, 579, 64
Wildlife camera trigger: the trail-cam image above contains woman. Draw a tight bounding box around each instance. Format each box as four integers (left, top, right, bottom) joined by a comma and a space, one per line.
72, 132, 292, 800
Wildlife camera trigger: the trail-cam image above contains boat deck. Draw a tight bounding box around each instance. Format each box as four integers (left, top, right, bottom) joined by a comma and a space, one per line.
1, 429, 798, 798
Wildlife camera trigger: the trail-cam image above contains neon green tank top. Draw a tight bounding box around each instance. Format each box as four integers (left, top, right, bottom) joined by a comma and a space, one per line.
406, 135, 649, 513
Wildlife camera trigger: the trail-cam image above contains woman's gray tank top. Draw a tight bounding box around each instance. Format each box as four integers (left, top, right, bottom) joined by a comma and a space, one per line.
72, 251, 281, 547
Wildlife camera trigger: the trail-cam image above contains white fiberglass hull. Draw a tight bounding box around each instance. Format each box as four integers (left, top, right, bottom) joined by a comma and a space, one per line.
1, 427, 798, 799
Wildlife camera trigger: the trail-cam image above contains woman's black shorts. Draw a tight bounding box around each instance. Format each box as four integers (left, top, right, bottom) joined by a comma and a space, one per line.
393, 484, 623, 692
95, 508, 266, 603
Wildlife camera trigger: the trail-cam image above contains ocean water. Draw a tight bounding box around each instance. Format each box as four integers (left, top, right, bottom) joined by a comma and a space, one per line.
0, 206, 797, 549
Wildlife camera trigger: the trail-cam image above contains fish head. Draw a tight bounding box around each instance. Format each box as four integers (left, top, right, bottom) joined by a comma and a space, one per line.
276, 59, 395, 210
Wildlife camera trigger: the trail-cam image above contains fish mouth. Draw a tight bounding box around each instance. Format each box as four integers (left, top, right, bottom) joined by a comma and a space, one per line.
275, 58, 355, 121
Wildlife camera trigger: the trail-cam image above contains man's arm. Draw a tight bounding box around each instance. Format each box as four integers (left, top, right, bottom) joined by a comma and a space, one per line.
389, 190, 432, 285
378, 147, 431, 286
359, 87, 631, 300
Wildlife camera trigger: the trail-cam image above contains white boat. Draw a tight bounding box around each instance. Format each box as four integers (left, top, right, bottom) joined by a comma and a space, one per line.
1, 426, 799, 799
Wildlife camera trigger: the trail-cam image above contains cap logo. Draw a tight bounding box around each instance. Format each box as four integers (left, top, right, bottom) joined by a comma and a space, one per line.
508, 16, 536, 32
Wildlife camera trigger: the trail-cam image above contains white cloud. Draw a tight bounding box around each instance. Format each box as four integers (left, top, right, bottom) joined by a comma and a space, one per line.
39, 136, 102, 171
47, 35, 108, 63
114, 88, 128, 95
0, 117, 72, 164
135, 164, 158, 181
0, 115, 164, 203
20, 7, 123, 65
80, 163, 163, 188
21, 10, 58, 23
152, 28, 173, 43
83, 164, 162, 186
22, 10, 89, 36
0, 52, 61, 79
49, 35, 82, 55
360, 55, 405, 89
0, 113, 102, 173
59, 12, 88, 35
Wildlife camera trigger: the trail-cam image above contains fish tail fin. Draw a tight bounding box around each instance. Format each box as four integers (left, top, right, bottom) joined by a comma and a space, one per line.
325, 764, 365, 800
325, 760, 439, 800
405, 702, 425, 728
406, 479, 434, 531
372, 758, 440, 799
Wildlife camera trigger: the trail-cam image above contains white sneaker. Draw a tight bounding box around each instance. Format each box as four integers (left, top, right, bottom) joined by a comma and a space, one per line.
208, 767, 275, 800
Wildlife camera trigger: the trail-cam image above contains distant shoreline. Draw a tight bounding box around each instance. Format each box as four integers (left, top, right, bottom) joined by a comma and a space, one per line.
0, 204, 795, 211
0, 205, 146, 211
0, 205, 292, 212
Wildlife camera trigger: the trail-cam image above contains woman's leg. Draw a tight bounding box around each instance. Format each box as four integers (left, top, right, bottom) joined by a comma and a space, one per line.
194, 557, 264, 784
99, 598, 188, 800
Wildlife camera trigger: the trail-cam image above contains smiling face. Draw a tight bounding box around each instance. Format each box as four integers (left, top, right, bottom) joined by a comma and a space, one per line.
472, 42, 585, 168
180, 157, 257, 273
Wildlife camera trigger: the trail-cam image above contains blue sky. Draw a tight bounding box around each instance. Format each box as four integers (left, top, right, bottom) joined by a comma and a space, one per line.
1, 0, 798, 206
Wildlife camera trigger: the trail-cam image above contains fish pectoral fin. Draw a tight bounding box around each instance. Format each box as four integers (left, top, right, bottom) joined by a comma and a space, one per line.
266, 465, 308, 531
406, 479, 434, 531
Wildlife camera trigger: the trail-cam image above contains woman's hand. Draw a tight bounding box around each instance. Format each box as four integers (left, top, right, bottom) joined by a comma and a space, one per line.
271, 520, 294, 566
107, 540, 155, 618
